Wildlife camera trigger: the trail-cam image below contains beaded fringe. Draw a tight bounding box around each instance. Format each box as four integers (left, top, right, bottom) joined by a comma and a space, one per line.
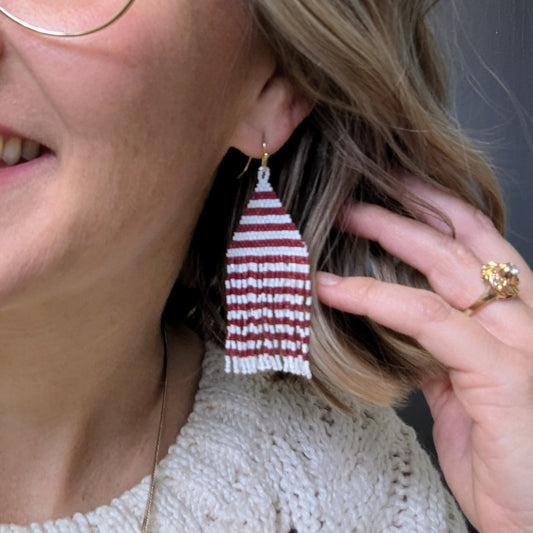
225, 165, 312, 379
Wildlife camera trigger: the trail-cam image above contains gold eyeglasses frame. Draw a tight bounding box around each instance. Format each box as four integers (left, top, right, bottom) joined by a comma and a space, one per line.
0, 0, 136, 37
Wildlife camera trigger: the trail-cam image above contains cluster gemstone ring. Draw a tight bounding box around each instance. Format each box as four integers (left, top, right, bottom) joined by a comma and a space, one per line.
464, 261, 520, 316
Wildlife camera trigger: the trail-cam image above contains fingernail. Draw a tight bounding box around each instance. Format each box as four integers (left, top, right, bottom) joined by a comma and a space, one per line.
316, 272, 341, 286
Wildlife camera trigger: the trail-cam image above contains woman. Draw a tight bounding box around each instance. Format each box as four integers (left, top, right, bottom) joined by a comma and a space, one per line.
0, 0, 530, 532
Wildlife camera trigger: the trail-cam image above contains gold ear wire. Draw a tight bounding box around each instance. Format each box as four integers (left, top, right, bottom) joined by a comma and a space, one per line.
261, 142, 270, 169
236, 156, 252, 180
236, 142, 269, 179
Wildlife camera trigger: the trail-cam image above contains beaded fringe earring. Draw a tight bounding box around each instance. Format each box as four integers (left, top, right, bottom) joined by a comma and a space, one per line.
225, 143, 312, 379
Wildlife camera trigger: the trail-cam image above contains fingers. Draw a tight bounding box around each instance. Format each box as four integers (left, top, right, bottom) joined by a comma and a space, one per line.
340, 203, 533, 344
342, 203, 483, 309
315, 273, 509, 375
400, 178, 532, 299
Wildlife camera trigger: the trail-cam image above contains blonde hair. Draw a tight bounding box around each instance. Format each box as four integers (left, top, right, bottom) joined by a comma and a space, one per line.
167, 0, 504, 406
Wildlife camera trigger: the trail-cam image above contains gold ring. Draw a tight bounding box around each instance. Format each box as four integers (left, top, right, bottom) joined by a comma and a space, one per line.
463, 261, 520, 316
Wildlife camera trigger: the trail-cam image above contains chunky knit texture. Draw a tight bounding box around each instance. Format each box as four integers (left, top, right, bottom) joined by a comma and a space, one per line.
1, 346, 467, 532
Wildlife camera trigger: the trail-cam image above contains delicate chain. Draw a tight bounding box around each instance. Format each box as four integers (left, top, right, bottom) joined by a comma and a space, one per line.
141, 320, 169, 533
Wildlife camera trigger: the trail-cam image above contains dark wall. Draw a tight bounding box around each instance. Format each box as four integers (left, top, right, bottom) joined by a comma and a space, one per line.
440, 0, 532, 261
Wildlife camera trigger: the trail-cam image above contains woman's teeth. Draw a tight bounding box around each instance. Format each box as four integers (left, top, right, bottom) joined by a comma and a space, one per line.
0, 135, 42, 166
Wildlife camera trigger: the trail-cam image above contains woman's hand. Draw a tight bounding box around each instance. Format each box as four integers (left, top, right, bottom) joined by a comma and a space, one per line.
316, 180, 533, 533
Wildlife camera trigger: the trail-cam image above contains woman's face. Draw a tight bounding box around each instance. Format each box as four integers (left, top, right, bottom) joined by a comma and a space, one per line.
0, 0, 266, 309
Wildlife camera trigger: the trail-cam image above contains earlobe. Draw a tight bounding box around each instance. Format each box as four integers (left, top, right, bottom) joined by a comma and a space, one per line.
229, 71, 313, 158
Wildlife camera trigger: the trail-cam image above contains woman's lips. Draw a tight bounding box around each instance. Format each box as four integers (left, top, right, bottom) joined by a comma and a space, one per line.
0, 149, 56, 186
0, 128, 56, 185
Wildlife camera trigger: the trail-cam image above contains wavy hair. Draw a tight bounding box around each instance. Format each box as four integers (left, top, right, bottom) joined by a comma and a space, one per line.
166, 0, 504, 406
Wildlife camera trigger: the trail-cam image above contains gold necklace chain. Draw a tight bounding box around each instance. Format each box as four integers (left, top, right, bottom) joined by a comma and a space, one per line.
141, 321, 169, 533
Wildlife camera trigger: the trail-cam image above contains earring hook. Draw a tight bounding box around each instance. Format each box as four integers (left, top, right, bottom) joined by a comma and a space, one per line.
236, 156, 252, 180
261, 142, 270, 169
236, 141, 270, 180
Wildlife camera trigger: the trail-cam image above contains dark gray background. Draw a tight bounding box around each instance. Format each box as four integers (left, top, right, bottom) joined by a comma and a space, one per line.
445, 0, 532, 263
398, 2, 531, 531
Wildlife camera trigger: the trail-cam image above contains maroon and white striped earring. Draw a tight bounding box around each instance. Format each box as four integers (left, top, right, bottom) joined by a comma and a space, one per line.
225, 142, 312, 379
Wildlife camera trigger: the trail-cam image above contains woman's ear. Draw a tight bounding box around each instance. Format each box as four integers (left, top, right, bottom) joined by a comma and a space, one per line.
229, 70, 313, 158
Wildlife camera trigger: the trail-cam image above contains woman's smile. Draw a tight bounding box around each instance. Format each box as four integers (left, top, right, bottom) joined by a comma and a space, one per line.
0, 124, 54, 184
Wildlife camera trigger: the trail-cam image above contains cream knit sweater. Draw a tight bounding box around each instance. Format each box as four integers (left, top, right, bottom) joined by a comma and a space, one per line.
1, 347, 467, 533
